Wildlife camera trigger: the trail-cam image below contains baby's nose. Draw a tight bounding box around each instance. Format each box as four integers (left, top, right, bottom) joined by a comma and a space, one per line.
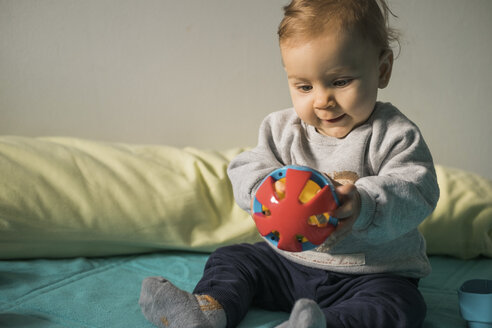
313, 89, 336, 109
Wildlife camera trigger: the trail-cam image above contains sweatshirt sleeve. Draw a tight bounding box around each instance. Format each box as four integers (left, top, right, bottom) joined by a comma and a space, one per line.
227, 109, 299, 212
352, 109, 440, 244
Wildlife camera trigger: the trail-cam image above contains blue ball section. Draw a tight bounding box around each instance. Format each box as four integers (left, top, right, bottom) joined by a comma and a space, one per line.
252, 165, 340, 251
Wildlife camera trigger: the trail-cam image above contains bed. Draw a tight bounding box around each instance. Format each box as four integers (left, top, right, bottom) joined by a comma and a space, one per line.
1, 136, 491, 328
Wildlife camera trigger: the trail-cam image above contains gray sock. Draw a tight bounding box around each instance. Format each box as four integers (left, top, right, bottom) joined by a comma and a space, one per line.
275, 299, 326, 328
139, 276, 226, 328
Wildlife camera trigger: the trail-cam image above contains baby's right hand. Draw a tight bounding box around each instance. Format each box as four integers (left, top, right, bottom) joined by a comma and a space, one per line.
251, 180, 287, 213
274, 180, 286, 198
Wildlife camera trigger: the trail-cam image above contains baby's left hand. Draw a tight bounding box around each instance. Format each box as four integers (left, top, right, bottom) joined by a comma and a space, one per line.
326, 182, 361, 244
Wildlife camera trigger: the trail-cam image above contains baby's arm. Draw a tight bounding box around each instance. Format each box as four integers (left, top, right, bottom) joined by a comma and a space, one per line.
227, 110, 296, 212
227, 147, 283, 212
348, 121, 440, 244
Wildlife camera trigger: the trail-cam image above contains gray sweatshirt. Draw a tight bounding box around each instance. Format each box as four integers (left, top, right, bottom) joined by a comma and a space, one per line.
227, 102, 440, 278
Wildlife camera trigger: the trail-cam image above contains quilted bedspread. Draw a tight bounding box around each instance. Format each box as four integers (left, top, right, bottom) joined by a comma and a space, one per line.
1, 253, 491, 328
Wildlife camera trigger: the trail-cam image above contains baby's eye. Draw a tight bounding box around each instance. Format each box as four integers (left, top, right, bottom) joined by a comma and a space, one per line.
297, 85, 313, 92
333, 79, 353, 87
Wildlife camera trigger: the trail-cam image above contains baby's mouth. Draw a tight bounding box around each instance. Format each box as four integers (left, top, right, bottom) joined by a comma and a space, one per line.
325, 114, 346, 123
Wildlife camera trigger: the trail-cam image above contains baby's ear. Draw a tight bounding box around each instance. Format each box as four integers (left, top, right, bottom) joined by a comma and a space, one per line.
378, 49, 394, 89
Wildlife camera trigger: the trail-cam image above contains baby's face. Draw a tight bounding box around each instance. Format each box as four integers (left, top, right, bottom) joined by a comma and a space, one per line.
281, 30, 393, 138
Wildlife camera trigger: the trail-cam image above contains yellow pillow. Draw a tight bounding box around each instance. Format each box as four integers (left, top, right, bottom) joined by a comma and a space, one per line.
0, 136, 258, 259
1, 136, 491, 259
419, 166, 492, 259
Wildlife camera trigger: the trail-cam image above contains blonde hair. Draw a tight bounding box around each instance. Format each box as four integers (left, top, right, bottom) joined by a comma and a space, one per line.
278, 0, 399, 52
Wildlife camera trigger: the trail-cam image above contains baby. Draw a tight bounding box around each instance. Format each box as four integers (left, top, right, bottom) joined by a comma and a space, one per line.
139, 0, 440, 327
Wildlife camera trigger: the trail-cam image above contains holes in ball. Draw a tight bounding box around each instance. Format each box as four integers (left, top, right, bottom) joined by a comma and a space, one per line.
270, 231, 280, 241
261, 207, 271, 216
295, 234, 308, 243
307, 214, 329, 227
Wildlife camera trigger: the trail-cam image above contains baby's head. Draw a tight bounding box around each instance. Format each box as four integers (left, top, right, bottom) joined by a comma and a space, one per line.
278, 0, 398, 53
278, 0, 398, 138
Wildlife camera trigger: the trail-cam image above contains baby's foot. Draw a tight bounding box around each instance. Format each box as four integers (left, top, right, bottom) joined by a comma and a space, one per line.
139, 276, 226, 328
275, 298, 326, 328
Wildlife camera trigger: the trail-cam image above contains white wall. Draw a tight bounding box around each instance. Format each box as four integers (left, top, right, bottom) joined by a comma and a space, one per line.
380, 0, 492, 180
1, 0, 491, 180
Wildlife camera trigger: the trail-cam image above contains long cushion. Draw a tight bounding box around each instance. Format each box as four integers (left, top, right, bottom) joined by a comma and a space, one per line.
0, 136, 491, 259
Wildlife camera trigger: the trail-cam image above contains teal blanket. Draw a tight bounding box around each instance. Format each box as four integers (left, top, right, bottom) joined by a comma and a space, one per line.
0, 252, 288, 328
1, 253, 491, 327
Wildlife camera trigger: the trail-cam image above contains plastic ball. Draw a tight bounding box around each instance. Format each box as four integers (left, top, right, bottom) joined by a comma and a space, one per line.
252, 165, 340, 252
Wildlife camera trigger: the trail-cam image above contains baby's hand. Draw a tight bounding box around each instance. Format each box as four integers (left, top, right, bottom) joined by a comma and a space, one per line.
326, 182, 361, 244
274, 180, 286, 198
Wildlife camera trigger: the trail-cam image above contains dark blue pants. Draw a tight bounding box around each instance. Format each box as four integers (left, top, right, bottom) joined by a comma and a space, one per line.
194, 242, 426, 328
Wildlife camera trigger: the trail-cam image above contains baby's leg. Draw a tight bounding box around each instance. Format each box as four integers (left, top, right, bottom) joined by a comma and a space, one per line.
139, 276, 226, 328
193, 242, 300, 327
318, 274, 426, 328
275, 299, 326, 328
